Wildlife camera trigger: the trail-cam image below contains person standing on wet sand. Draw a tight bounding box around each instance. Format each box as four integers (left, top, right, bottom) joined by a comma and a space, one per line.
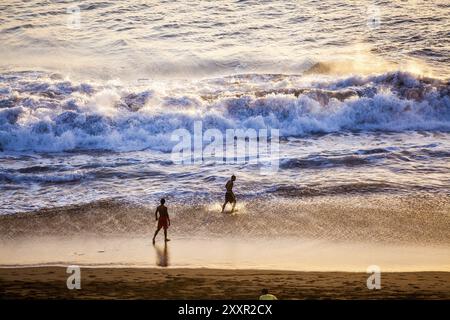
153, 198, 170, 244
221, 175, 236, 213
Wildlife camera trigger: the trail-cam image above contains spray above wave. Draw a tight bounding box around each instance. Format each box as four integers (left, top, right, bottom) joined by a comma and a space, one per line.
0, 71, 449, 152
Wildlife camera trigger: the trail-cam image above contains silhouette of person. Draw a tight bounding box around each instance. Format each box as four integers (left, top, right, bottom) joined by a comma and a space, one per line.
221, 175, 236, 213
153, 198, 170, 244
259, 288, 278, 300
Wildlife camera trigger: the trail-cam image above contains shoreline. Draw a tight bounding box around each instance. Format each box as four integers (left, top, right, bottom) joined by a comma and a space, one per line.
1, 267, 449, 299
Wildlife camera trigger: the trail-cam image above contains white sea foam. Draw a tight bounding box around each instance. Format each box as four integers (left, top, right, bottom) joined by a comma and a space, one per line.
0, 71, 449, 152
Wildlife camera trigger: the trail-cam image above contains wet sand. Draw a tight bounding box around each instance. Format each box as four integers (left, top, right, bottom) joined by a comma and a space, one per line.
2, 195, 450, 245
1, 267, 449, 299
1, 195, 449, 299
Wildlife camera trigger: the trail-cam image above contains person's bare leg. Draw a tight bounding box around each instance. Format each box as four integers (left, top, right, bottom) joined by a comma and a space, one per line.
221, 202, 227, 213
164, 228, 170, 241
153, 227, 161, 244
231, 201, 236, 213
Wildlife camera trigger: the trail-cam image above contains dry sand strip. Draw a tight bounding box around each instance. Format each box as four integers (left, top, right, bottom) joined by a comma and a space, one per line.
0, 267, 449, 300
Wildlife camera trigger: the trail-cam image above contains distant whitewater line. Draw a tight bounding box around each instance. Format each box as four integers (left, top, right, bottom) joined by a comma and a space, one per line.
0, 71, 449, 153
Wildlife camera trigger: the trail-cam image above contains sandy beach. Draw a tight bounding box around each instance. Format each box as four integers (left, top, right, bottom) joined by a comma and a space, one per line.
1, 267, 449, 300
1, 195, 449, 300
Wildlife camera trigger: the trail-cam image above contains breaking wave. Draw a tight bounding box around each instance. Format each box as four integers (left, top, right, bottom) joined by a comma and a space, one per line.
0, 71, 449, 152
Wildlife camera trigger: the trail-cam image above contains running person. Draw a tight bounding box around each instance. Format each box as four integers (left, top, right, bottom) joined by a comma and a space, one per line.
152, 198, 170, 244
221, 175, 236, 213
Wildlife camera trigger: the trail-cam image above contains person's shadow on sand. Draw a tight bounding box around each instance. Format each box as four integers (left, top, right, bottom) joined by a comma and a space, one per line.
154, 242, 170, 267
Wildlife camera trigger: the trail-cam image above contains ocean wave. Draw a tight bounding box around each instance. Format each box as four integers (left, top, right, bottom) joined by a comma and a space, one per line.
0, 171, 84, 184
0, 71, 449, 152
268, 182, 405, 197
1, 196, 449, 245
280, 155, 374, 169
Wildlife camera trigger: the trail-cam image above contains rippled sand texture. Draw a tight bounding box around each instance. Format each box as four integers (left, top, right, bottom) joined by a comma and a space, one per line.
1, 268, 450, 299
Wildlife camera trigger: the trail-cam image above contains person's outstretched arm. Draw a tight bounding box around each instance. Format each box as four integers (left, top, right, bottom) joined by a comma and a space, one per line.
168, 212, 171, 226
155, 207, 159, 221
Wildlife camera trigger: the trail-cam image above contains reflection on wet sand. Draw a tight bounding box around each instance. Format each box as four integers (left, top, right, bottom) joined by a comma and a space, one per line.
1, 236, 449, 271
154, 242, 169, 267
